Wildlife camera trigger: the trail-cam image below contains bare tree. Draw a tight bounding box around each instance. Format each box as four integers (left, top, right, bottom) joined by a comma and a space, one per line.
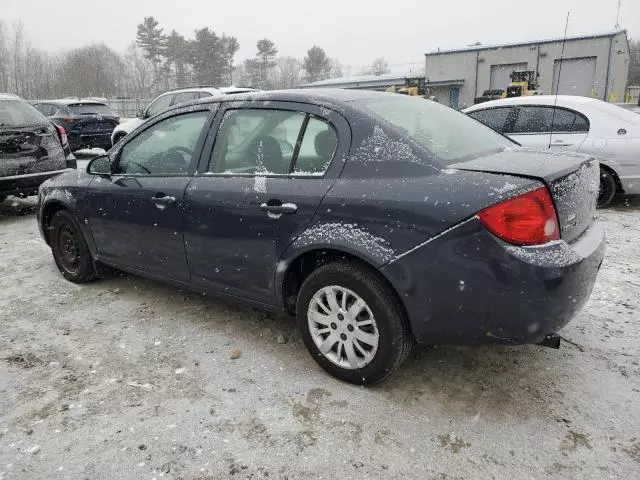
271, 57, 303, 89
0, 22, 9, 92
124, 43, 154, 98
371, 57, 390, 76
329, 58, 343, 78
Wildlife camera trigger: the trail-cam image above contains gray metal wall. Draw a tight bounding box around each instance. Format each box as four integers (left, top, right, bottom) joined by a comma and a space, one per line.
425, 31, 630, 108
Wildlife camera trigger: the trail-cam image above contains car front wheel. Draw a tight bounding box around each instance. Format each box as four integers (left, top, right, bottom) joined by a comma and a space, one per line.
297, 261, 412, 385
50, 209, 97, 283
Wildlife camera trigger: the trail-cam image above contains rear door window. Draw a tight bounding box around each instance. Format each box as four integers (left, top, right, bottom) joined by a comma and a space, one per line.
552, 108, 590, 133
209, 109, 306, 174
294, 117, 338, 175
467, 107, 513, 132
513, 106, 553, 133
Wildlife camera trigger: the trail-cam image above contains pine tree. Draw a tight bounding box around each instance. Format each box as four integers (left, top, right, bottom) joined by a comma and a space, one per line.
136, 17, 166, 90
303, 46, 332, 83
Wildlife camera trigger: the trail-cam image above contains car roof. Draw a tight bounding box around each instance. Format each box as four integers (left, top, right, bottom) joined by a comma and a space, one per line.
158, 86, 257, 96
464, 95, 602, 112
0, 93, 22, 100
42, 99, 109, 106
174, 88, 385, 106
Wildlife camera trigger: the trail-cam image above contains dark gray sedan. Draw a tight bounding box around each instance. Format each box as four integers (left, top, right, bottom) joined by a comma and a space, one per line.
36, 89, 605, 384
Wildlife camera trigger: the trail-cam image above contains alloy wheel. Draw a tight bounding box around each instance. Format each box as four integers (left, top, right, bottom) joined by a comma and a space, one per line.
307, 286, 379, 370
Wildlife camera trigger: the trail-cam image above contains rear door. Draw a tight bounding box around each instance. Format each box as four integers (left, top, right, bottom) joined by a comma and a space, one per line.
87, 107, 212, 281
509, 106, 554, 148
183, 101, 350, 304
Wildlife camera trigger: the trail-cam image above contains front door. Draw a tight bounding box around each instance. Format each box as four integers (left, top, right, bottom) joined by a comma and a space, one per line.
183, 102, 350, 304
87, 110, 211, 281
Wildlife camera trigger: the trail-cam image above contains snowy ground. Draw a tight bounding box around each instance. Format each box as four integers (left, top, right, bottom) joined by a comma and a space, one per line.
0, 197, 639, 479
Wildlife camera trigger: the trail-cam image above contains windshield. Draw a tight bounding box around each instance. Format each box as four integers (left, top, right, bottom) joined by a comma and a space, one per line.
357, 96, 512, 165
0, 99, 49, 127
68, 104, 115, 116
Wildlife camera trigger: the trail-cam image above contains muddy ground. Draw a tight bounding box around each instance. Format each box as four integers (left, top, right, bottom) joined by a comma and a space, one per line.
1, 196, 639, 480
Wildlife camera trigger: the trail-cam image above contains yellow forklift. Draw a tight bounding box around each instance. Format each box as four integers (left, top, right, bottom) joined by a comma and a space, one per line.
504, 71, 541, 98
385, 77, 428, 97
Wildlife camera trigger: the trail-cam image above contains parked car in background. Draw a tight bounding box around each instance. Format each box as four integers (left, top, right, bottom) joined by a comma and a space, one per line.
474, 89, 505, 104
111, 86, 256, 146
38, 90, 605, 384
1, 94, 71, 203
33, 99, 119, 152
464, 95, 640, 207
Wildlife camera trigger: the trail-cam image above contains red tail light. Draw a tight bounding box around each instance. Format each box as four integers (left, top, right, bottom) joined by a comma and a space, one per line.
53, 124, 68, 146
478, 186, 560, 246
62, 117, 74, 124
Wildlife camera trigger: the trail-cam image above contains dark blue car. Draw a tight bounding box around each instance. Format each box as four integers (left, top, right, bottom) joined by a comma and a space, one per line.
37, 89, 605, 384
33, 99, 119, 151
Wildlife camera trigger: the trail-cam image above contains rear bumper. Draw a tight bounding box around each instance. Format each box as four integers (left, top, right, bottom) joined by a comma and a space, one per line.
618, 172, 640, 195
68, 133, 112, 150
381, 218, 606, 345
0, 169, 70, 197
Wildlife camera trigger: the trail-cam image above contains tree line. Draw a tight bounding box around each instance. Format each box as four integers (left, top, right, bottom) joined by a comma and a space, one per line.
0, 17, 393, 100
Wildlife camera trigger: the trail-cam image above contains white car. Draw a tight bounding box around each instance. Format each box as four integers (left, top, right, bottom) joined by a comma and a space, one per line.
111, 86, 256, 146
464, 95, 640, 206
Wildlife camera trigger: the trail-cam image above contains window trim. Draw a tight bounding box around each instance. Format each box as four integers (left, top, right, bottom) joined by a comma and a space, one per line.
511, 105, 591, 135
110, 106, 215, 178
199, 103, 343, 179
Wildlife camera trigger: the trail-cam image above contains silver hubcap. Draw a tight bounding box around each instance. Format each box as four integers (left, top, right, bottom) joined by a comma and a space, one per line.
307, 286, 379, 370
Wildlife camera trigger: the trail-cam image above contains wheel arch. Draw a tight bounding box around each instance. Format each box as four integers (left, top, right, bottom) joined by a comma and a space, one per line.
277, 247, 411, 334
600, 163, 623, 194
40, 200, 70, 245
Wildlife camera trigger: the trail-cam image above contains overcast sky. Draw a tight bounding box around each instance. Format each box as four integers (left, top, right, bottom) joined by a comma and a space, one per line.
1, 0, 638, 73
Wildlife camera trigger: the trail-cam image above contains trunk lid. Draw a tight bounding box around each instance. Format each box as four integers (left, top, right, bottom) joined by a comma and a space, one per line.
67, 114, 119, 134
452, 148, 599, 243
0, 124, 66, 176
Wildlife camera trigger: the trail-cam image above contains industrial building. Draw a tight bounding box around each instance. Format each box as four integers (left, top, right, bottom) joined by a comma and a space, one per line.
300, 31, 630, 110
425, 30, 630, 108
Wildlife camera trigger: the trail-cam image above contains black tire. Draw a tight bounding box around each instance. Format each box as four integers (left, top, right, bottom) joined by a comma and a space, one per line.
50, 209, 97, 283
296, 261, 412, 385
597, 167, 617, 208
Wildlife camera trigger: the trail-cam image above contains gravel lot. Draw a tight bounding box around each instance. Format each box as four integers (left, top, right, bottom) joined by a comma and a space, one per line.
1, 196, 639, 480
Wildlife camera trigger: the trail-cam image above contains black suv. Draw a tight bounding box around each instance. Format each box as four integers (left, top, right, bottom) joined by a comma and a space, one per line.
1, 94, 70, 203
33, 99, 119, 151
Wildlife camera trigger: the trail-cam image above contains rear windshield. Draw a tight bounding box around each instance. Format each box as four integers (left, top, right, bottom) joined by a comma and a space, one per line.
0, 99, 49, 127
356, 96, 512, 165
69, 104, 115, 116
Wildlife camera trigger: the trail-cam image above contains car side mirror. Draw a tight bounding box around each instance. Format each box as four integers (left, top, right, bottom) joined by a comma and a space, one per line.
87, 155, 111, 176
136, 109, 146, 119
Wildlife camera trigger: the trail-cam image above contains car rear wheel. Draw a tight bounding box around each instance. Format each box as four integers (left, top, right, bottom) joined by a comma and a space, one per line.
297, 261, 412, 385
50, 210, 97, 283
597, 168, 617, 208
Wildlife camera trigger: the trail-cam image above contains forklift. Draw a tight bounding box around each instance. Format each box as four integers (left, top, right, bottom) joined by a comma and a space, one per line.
385, 77, 428, 97
504, 71, 541, 98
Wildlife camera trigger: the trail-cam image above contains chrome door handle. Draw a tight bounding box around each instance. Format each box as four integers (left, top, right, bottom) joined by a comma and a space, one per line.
151, 195, 176, 205
260, 202, 298, 214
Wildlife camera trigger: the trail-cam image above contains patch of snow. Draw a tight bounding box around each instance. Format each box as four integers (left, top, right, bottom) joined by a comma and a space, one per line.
297, 222, 396, 263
